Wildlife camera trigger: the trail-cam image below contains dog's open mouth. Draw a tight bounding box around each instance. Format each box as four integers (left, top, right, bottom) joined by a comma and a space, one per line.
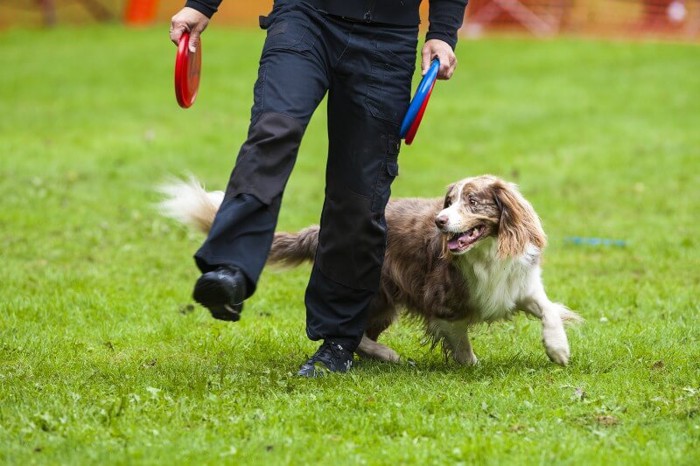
446, 225, 485, 253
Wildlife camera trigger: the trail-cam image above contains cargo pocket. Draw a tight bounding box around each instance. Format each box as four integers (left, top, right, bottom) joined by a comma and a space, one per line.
259, 6, 316, 54
364, 48, 416, 126
371, 136, 400, 212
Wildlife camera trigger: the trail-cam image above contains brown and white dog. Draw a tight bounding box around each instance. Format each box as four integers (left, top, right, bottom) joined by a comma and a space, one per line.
159, 175, 581, 366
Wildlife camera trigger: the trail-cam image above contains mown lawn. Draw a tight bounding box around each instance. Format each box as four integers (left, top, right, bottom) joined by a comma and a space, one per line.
1, 26, 698, 465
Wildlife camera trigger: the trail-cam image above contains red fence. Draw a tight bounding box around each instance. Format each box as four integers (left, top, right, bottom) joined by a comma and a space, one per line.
464, 0, 700, 38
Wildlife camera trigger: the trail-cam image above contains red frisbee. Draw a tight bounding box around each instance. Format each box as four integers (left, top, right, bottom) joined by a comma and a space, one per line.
404, 79, 436, 145
175, 32, 201, 108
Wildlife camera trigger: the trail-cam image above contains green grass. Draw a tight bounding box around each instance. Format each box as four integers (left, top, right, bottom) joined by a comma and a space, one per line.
1, 26, 699, 465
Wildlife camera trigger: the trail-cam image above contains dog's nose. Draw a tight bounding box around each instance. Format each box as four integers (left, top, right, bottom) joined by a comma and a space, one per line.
435, 215, 448, 229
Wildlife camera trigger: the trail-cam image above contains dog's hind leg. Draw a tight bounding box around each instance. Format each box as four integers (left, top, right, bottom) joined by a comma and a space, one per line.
519, 289, 581, 366
429, 319, 478, 366
356, 334, 400, 363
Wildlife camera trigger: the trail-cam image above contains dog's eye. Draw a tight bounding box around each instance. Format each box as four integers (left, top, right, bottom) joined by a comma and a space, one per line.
469, 197, 478, 207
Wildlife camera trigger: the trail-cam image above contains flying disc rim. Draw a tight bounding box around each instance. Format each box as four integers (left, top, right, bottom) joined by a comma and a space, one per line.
400, 59, 440, 139
175, 32, 201, 109
404, 82, 434, 145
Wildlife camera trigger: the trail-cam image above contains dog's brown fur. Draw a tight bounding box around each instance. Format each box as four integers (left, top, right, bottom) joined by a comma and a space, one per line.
160, 174, 581, 366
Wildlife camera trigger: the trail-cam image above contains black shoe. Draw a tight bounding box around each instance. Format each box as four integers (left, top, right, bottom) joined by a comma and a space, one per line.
192, 267, 247, 322
297, 341, 354, 377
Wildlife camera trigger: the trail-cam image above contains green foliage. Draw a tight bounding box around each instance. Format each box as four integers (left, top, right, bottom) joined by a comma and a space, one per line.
1, 26, 698, 465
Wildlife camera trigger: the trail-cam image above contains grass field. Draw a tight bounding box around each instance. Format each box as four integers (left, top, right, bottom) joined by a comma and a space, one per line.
1, 26, 699, 465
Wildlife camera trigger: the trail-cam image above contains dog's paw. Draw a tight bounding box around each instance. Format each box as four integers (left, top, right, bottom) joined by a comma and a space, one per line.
454, 349, 479, 366
543, 326, 570, 366
373, 346, 401, 363
356, 336, 401, 363
545, 344, 570, 366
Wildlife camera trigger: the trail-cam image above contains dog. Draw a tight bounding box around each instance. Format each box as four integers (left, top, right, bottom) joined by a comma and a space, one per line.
159, 174, 581, 366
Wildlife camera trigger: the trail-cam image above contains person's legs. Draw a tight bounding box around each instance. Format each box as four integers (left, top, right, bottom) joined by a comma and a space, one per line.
193, 3, 330, 320
300, 19, 418, 375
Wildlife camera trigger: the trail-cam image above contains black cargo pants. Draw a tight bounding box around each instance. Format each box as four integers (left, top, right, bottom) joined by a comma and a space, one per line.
194, 1, 418, 352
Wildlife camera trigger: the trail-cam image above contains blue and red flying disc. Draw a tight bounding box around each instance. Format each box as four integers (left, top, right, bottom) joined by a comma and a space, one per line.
175, 31, 202, 109
400, 58, 440, 145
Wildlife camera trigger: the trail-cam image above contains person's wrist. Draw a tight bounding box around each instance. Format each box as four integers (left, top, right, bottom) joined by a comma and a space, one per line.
425, 32, 457, 51
184, 0, 216, 18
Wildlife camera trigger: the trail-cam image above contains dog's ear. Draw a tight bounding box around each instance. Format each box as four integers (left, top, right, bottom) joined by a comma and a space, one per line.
493, 181, 546, 258
443, 183, 456, 208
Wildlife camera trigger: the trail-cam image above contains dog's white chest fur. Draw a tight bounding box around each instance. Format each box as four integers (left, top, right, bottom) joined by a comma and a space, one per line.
459, 239, 540, 321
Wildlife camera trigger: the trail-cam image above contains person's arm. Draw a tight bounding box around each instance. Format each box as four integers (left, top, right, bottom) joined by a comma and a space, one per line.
170, 0, 221, 52
184, 0, 222, 18
422, 0, 469, 80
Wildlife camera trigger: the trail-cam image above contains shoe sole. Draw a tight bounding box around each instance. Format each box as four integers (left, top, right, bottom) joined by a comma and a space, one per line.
297, 359, 352, 377
193, 275, 242, 322
297, 361, 332, 378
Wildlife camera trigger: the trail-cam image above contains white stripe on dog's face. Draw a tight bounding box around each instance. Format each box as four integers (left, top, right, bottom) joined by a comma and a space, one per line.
437, 179, 470, 232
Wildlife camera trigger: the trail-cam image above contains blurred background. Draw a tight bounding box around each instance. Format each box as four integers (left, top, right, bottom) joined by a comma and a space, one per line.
1, 2, 698, 463
2, 0, 699, 40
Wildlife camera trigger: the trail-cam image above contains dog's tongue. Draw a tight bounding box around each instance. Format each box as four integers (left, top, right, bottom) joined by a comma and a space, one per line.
447, 236, 463, 251
448, 227, 481, 251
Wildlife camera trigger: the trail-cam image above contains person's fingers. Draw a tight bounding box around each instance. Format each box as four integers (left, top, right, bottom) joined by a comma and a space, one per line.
433, 51, 447, 79
438, 53, 457, 80
188, 31, 200, 53
169, 22, 188, 46
421, 46, 432, 76
433, 50, 456, 80
440, 53, 451, 79
169, 8, 209, 49
422, 39, 458, 80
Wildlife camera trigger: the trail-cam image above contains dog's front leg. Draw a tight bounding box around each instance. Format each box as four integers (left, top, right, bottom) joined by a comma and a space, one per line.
519, 291, 572, 366
430, 319, 478, 366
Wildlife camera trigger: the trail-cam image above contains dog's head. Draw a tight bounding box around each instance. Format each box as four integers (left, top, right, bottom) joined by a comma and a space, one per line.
435, 175, 546, 258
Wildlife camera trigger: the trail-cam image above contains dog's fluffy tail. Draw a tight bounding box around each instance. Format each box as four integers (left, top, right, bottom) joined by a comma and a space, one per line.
267, 226, 319, 268
158, 177, 223, 234
158, 177, 318, 267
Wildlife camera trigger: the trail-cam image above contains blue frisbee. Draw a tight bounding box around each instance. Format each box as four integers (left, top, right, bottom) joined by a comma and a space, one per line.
400, 58, 440, 140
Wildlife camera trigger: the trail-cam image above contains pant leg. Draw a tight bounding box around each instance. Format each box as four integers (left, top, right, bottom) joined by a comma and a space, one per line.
195, 4, 330, 295
304, 20, 418, 351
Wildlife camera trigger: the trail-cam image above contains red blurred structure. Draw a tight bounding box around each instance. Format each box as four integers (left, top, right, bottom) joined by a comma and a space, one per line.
642, 0, 688, 27
2, 0, 698, 39
465, 0, 570, 36
124, 0, 158, 25
463, 0, 699, 37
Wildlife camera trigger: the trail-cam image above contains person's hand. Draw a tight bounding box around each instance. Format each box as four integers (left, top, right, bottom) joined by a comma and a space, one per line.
421, 39, 457, 80
170, 7, 210, 53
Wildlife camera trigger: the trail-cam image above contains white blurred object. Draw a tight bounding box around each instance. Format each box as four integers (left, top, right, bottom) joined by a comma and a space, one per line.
668, 1, 687, 23
463, 23, 485, 38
